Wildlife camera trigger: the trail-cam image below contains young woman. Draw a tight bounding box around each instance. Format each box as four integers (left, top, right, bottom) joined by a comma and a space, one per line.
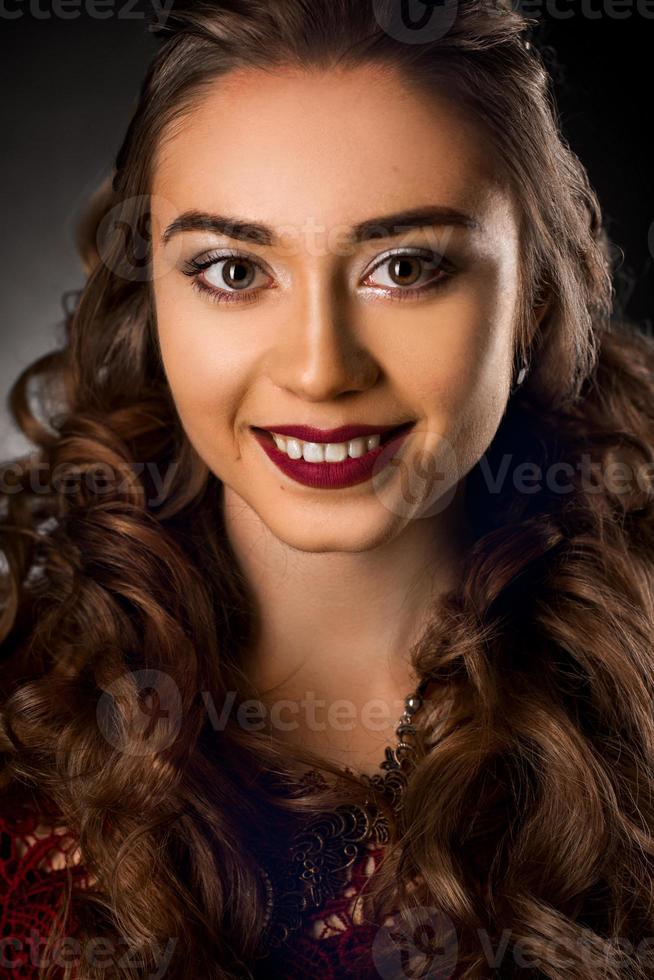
2, 1, 654, 977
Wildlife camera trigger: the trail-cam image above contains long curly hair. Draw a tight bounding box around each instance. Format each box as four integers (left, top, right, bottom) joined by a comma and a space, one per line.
2, 1, 654, 977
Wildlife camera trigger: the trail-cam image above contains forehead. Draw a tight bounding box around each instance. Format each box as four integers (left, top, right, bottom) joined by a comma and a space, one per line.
152, 64, 514, 238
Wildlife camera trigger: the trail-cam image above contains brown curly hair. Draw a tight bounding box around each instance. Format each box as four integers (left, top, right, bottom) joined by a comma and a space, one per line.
2, 1, 654, 977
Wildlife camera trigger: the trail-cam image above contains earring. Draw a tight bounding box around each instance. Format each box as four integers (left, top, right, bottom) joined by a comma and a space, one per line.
510, 359, 530, 395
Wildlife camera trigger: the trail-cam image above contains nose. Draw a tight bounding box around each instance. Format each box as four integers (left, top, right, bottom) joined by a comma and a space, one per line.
266, 274, 379, 402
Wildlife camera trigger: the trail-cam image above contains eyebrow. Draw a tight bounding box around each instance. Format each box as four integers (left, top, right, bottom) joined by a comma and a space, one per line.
160, 205, 481, 247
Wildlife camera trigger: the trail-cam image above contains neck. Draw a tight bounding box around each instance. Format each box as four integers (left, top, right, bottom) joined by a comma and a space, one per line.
221, 480, 473, 703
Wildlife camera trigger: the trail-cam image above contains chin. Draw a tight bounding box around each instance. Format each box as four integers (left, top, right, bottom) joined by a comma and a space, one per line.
261, 504, 410, 554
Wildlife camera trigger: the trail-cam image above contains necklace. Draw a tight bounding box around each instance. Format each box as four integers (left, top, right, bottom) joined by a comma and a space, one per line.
257, 672, 433, 949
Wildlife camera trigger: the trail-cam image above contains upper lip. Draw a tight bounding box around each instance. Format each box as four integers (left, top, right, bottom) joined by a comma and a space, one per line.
253, 422, 411, 443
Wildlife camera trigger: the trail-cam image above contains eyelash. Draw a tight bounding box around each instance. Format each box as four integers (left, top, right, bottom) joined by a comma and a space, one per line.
181, 247, 456, 306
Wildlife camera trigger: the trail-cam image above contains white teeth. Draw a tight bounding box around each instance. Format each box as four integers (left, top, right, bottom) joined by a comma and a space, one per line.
348, 437, 367, 459
325, 442, 348, 462
302, 441, 324, 463
270, 431, 382, 462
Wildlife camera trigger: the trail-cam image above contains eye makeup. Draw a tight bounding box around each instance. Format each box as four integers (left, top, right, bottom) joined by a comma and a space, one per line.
180, 244, 459, 306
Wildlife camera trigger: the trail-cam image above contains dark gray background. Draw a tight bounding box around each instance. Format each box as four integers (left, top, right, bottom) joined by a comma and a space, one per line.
1, 4, 652, 459
1, 10, 158, 458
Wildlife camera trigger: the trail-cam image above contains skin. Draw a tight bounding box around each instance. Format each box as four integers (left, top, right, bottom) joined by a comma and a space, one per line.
150, 64, 542, 774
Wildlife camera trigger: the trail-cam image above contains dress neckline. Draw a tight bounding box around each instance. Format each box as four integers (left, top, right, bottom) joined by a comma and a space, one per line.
258, 724, 423, 949
256, 674, 436, 950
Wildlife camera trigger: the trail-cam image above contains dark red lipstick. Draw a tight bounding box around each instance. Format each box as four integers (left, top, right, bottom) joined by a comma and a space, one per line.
254, 422, 400, 444
250, 421, 415, 490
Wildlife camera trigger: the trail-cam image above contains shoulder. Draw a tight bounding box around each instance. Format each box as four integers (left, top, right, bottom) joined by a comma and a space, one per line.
0, 802, 92, 975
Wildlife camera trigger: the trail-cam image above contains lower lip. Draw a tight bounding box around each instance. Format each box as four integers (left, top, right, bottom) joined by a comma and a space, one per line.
251, 425, 414, 489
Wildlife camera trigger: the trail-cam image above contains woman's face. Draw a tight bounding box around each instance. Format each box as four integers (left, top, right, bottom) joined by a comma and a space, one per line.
151, 64, 523, 552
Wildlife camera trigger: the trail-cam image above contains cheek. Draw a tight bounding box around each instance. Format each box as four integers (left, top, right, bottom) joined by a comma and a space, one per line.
153, 289, 249, 453
395, 269, 516, 476
400, 284, 515, 413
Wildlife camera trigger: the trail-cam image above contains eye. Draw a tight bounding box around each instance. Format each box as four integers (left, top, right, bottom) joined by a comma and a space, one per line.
362, 248, 454, 299
182, 250, 274, 305
182, 246, 455, 306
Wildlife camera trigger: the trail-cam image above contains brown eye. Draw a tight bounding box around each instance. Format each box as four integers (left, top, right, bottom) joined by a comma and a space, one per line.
206, 257, 257, 290
182, 249, 275, 306
387, 256, 422, 287
364, 249, 452, 296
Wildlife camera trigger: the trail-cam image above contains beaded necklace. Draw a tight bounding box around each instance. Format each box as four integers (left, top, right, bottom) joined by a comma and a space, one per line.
258, 673, 433, 948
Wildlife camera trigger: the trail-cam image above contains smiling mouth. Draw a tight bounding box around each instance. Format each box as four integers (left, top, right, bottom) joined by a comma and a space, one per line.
252, 421, 415, 447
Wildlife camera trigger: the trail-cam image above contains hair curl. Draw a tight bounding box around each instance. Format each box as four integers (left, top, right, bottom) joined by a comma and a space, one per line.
2, 1, 654, 977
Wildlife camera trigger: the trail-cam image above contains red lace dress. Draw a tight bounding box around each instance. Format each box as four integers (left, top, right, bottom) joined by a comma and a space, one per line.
253, 836, 395, 979
0, 804, 92, 979
0, 797, 399, 980
1, 683, 439, 978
